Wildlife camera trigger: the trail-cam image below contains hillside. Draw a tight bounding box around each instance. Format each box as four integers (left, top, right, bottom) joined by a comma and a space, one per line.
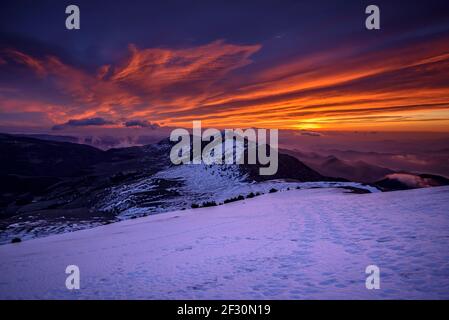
1, 186, 448, 299
0, 133, 354, 243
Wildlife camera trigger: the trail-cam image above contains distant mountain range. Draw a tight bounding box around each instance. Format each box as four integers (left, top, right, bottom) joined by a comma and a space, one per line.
281, 147, 449, 192
317, 155, 394, 183
12, 133, 163, 150
281, 148, 393, 183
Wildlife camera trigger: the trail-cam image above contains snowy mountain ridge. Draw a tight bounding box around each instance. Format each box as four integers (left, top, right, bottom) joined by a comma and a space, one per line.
97, 161, 378, 219
0, 133, 374, 244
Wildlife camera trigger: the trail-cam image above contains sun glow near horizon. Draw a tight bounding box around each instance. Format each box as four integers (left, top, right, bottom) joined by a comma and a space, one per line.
1, 34, 449, 133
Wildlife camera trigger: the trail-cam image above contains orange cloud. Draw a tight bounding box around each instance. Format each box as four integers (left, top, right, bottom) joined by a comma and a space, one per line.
1, 41, 261, 126
1, 37, 449, 132
156, 36, 449, 131
3, 49, 47, 77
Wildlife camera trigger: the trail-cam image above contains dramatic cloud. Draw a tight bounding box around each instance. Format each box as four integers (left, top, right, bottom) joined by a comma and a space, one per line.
124, 120, 159, 129
52, 117, 115, 130
1, 36, 449, 132
0, 40, 261, 127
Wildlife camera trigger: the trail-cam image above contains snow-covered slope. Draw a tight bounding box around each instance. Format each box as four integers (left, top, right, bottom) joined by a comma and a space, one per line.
1, 186, 448, 299
97, 162, 378, 218
0, 133, 373, 244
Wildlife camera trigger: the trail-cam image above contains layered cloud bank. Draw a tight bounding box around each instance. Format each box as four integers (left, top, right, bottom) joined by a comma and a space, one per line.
1, 34, 449, 132
1, 0, 449, 133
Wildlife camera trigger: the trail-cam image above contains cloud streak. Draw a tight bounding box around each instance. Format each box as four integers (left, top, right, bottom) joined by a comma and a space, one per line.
124, 120, 159, 129
52, 117, 115, 130
1, 36, 449, 132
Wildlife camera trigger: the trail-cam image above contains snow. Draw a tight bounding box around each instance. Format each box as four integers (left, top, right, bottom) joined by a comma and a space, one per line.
0, 217, 107, 245
1, 186, 448, 299
98, 161, 379, 218
0, 164, 378, 244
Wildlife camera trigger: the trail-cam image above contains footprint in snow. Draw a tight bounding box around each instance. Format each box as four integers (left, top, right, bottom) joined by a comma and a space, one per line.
175, 245, 193, 252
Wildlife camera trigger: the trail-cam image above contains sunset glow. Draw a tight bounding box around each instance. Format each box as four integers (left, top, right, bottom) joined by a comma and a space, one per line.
1, 1, 449, 132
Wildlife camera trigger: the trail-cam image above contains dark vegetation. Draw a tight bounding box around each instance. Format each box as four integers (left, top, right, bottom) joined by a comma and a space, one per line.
201, 201, 217, 207
11, 237, 21, 243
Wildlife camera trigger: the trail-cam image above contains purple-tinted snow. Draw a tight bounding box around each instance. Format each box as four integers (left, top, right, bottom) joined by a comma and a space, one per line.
0, 186, 448, 299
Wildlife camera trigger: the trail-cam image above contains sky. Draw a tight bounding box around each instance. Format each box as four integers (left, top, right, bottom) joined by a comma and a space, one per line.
1, 0, 449, 133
